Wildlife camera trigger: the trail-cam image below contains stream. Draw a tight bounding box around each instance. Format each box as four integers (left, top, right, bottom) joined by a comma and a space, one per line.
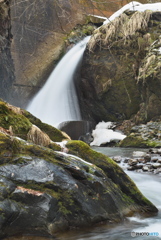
5, 147, 161, 240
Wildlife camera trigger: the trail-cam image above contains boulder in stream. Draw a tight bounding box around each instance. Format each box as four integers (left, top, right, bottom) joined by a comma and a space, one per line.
0, 100, 158, 238
0, 133, 158, 238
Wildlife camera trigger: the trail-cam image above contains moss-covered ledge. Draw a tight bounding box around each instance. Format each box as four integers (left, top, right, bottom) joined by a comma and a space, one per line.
66, 140, 157, 213
0, 100, 68, 143
0, 100, 32, 140
23, 110, 69, 142
119, 134, 161, 148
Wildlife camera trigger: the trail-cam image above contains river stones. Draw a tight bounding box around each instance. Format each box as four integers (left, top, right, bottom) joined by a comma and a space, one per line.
112, 150, 161, 174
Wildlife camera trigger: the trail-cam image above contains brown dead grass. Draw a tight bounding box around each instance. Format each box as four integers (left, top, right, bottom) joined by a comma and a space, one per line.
27, 124, 51, 146
88, 10, 152, 51
6, 103, 23, 115
17, 186, 43, 196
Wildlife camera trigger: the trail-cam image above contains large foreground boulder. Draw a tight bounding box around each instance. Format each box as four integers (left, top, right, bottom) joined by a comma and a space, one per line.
0, 131, 158, 238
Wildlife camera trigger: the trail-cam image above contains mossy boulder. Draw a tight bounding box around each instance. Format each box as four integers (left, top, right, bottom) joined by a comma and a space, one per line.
23, 110, 68, 142
0, 100, 67, 146
119, 135, 150, 148
0, 132, 157, 238
0, 100, 32, 140
66, 140, 157, 212
118, 121, 161, 148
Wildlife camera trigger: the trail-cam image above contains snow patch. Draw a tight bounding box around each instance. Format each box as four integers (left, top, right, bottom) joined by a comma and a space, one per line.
90, 121, 126, 146
103, 1, 161, 25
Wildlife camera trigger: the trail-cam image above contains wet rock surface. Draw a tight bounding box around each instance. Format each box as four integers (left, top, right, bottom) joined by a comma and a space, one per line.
0, 132, 158, 239
0, 0, 15, 103
112, 149, 161, 175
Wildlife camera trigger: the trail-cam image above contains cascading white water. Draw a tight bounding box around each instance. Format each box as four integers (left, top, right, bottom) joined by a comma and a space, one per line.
27, 36, 90, 127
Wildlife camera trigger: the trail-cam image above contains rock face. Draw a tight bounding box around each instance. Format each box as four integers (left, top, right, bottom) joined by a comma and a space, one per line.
58, 120, 95, 142
78, 10, 161, 124
0, 133, 158, 238
9, 0, 128, 108
0, 0, 15, 102
0, 0, 153, 110
1, 0, 145, 108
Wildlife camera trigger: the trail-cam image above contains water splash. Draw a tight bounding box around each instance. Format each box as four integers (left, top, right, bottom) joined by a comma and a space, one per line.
27, 36, 90, 127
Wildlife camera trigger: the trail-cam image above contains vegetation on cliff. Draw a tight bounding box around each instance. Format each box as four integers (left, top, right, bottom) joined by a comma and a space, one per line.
78, 9, 161, 125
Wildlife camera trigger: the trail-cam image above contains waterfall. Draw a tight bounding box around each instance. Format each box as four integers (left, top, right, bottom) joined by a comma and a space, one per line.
27, 36, 90, 127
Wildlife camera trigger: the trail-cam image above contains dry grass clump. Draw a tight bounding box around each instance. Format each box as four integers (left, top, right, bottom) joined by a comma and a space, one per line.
61, 131, 71, 140
16, 186, 43, 196
88, 10, 152, 51
0, 126, 13, 136
27, 124, 51, 147
137, 37, 161, 83
6, 103, 23, 115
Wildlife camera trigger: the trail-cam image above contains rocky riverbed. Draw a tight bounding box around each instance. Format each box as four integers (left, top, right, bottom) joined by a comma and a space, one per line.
112, 148, 161, 174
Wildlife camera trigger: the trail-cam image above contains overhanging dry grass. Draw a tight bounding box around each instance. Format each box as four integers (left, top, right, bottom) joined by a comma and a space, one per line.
88, 10, 152, 51
27, 124, 51, 146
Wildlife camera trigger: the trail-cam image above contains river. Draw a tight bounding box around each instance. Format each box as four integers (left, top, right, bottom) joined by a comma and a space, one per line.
5, 147, 161, 240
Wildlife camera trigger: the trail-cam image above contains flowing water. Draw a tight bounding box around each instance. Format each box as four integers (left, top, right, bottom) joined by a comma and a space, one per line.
5, 147, 161, 240
27, 36, 90, 128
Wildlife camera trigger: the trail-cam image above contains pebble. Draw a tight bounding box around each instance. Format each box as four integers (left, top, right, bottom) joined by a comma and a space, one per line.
128, 159, 138, 166
112, 149, 161, 174
112, 156, 121, 163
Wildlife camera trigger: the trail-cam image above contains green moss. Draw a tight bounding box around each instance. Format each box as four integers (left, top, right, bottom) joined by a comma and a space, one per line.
0, 101, 10, 114
119, 135, 161, 148
66, 140, 116, 167
0, 132, 13, 164
23, 110, 66, 142
119, 135, 149, 148
0, 101, 32, 140
49, 142, 61, 151
146, 140, 161, 148
58, 201, 72, 215
122, 193, 135, 204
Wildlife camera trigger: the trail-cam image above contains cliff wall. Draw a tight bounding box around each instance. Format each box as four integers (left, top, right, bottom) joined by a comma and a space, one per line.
9, 0, 131, 107
0, 0, 15, 102
78, 10, 161, 124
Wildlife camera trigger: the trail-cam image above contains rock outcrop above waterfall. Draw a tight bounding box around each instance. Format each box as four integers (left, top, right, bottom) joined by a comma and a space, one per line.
0, 0, 15, 103
8, 0, 125, 108
0, 100, 158, 238
78, 10, 161, 125
0, 0, 149, 108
